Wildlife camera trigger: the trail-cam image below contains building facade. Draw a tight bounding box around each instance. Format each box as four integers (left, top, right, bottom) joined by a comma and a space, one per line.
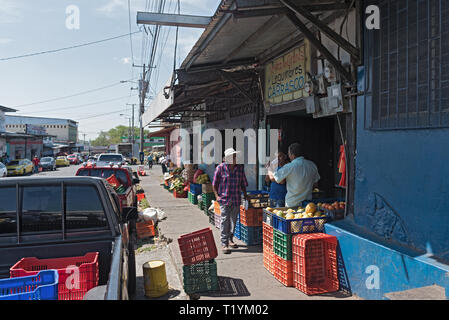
5, 115, 78, 144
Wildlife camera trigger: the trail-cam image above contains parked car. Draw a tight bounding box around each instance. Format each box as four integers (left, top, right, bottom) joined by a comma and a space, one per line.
39, 157, 57, 171
55, 156, 70, 167
6, 159, 34, 176
96, 154, 126, 167
76, 165, 140, 209
67, 154, 80, 165
0, 176, 138, 299
0, 162, 7, 177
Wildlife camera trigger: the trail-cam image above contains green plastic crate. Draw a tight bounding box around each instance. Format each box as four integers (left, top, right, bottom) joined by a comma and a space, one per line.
183, 260, 218, 294
273, 229, 293, 260
188, 192, 198, 205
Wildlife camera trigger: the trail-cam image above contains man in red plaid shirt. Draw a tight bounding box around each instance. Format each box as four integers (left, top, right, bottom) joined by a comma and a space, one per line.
213, 148, 249, 254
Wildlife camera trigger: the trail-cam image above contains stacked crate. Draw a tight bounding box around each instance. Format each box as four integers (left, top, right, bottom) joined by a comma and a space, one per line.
292, 233, 339, 295
239, 206, 263, 246
178, 228, 219, 295
262, 222, 274, 275
202, 193, 215, 216
273, 228, 293, 286
234, 212, 241, 240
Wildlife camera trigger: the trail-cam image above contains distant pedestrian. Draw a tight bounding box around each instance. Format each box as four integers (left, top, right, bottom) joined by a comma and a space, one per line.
212, 148, 249, 254
161, 157, 168, 174
147, 153, 153, 169
32, 155, 40, 173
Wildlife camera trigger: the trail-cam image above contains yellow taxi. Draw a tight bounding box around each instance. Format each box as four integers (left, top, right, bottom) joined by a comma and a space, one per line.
56, 156, 70, 167
6, 159, 34, 176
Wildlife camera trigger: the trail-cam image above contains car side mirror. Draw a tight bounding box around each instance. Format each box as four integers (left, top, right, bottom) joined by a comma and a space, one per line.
122, 207, 138, 222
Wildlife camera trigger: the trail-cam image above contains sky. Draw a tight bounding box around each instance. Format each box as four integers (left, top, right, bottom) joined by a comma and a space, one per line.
0, 0, 221, 141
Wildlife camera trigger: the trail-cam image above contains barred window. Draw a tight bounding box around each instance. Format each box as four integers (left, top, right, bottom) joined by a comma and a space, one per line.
367, 0, 449, 129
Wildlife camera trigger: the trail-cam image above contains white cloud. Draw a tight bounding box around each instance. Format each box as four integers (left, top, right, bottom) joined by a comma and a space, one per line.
120, 57, 131, 64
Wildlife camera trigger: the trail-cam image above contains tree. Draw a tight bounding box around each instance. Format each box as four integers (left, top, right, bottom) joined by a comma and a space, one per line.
90, 126, 151, 146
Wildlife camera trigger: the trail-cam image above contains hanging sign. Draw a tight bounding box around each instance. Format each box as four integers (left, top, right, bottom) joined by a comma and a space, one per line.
264, 40, 311, 105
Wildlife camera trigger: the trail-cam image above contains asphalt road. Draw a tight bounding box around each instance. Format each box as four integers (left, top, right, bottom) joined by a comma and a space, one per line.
33, 164, 83, 177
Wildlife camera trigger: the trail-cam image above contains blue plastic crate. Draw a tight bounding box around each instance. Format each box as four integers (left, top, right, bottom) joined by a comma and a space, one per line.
272, 214, 329, 235
189, 183, 202, 195
240, 225, 262, 246
0, 270, 59, 300
234, 221, 241, 240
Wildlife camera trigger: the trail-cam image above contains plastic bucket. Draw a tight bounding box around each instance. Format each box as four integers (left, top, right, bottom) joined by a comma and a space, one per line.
143, 260, 168, 298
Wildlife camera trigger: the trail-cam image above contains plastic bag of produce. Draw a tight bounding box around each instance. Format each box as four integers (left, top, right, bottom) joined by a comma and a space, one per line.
193, 169, 203, 183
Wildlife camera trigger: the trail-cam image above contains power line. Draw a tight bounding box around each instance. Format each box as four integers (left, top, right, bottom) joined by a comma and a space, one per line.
11, 79, 136, 108
18, 95, 137, 114
0, 31, 142, 62
75, 108, 129, 121
128, 0, 136, 66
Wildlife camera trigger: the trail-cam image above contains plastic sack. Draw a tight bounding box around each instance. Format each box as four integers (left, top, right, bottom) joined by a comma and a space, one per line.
142, 208, 158, 224
156, 208, 166, 221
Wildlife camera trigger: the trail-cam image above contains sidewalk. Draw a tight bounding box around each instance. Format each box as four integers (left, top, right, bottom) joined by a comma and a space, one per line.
137, 165, 359, 300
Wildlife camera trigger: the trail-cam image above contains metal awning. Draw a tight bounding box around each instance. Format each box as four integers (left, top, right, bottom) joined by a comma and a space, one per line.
148, 127, 176, 138
143, 0, 359, 123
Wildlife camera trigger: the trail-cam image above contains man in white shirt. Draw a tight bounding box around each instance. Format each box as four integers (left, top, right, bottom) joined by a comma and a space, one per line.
268, 143, 320, 208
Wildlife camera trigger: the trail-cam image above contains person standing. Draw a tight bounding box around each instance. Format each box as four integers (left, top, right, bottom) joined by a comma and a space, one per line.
147, 153, 153, 169
212, 148, 249, 254
265, 151, 289, 208
268, 143, 320, 208
32, 155, 40, 174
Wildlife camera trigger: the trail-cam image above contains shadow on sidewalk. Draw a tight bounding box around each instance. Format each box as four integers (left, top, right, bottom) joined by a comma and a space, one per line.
190, 276, 251, 299
229, 245, 263, 254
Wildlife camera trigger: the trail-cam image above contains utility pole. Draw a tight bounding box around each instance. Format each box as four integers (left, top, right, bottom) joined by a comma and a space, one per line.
139, 64, 149, 164
126, 103, 136, 146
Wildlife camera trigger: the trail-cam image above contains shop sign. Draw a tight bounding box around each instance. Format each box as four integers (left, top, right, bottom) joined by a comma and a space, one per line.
26, 124, 47, 136
264, 40, 311, 105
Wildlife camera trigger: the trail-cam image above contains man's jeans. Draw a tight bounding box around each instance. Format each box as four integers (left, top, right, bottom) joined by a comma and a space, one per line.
219, 203, 239, 247
270, 198, 285, 208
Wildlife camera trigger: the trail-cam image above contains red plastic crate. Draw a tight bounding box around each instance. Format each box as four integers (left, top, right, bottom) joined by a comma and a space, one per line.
262, 222, 273, 251
292, 233, 339, 295
263, 246, 275, 275
240, 206, 263, 227
10, 252, 99, 300
136, 220, 155, 239
274, 255, 293, 287
178, 228, 218, 266
174, 190, 187, 198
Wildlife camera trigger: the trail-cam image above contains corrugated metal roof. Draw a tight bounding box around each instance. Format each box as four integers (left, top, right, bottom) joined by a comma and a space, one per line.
180, 0, 344, 70
5, 115, 78, 126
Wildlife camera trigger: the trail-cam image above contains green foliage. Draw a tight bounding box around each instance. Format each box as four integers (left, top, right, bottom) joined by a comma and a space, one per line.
91, 125, 150, 147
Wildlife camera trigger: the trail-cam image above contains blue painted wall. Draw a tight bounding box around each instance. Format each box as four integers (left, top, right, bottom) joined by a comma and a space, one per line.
355, 70, 449, 261
326, 222, 449, 299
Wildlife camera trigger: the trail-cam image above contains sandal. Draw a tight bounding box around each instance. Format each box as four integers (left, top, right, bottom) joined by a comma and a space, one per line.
222, 246, 231, 254
229, 242, 238, 249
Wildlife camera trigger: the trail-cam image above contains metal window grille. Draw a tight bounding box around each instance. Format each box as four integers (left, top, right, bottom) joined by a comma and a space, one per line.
366, 0, 449, 129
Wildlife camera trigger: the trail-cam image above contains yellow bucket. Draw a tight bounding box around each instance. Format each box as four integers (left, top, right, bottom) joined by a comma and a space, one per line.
143, 260, 169, 298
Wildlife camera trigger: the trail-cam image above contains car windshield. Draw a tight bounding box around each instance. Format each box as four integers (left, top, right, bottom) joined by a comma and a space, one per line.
57, 157, 65, 160
98, 155, 122, 162
8, 161, 20, 166
41, 157, 52, 162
